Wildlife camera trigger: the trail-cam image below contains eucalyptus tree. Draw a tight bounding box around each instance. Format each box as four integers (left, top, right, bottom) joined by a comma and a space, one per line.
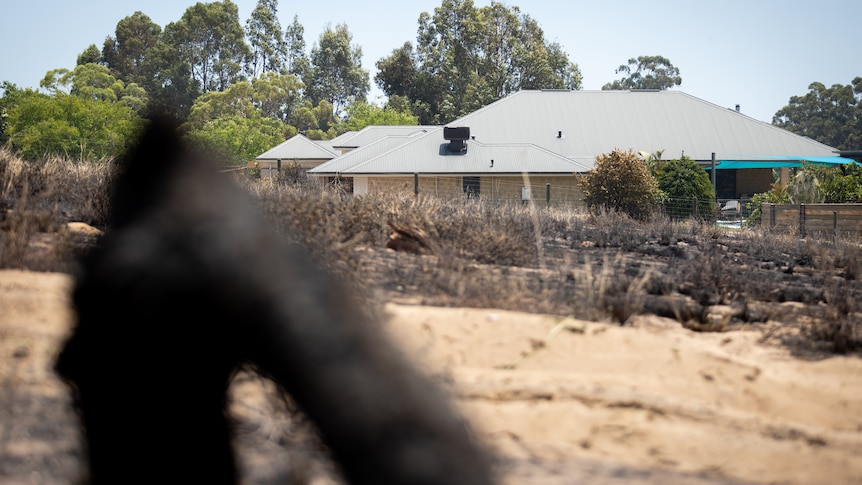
480, 5, 581, 95
40, 63, 148, 113
101, 11, 162, 89
251, 71, 304, 124
773, 77, 862, 151
335, 100, 419, 133
164, 0, 251, 94
182, 80, 289, 164
4, 69, 143, 161
602, 55, 682, 90
77, 45, 103, 66
283, 15, 309, 79
306, 23, 369, 117
375, 0, 581, 124
245, 0, 284, 78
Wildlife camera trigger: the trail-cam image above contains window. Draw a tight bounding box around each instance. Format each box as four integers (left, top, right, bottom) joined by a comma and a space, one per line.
462, 176, 480, 198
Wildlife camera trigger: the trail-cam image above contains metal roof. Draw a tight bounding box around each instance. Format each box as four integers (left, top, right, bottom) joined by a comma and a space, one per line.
309, 129, 590, 175
286, 90, 844, 175
330, 125, 437, 148
449, 90, 838, 164
255, 134, 337, 161
310, 129, 439, 173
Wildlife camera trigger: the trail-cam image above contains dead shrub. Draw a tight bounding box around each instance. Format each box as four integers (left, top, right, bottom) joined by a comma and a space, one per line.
0, 148, 112, 271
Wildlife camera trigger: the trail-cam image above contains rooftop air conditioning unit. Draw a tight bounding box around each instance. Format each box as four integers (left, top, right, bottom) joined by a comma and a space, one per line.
443, 126, 470, 153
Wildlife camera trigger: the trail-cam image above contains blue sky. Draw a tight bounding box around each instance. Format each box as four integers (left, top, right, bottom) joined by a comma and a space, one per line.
2, 0, 859, 124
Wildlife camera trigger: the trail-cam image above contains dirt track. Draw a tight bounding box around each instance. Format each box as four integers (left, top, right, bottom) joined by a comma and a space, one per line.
1, 269, 861, 484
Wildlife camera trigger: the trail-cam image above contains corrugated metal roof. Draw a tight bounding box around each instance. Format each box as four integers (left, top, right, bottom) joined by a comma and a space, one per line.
450, 90, 837, 163
310, 129, 590, 175
283, 90, 843, 176
256, 134, 337, 161
331, 125, 437, 148
310, 129, 439, 173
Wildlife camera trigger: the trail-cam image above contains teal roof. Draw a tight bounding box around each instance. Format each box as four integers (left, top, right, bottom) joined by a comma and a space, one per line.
712, 156, 857, 169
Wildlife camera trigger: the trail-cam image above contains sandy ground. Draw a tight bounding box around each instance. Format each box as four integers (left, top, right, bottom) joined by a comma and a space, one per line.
2, 269, 862, 484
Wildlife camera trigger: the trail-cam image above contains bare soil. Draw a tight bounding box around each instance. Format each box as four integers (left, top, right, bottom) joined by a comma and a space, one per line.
2, 255, 861, 484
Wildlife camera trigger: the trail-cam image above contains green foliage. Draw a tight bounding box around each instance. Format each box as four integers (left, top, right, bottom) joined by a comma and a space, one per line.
602, 55, 682, 91
38, 63, 148, 114
163, 0, 251, 93
820, 164, 862, 203
745, 184, 788, 227
245, 0, 284, 77
77, 44, 103, 66
5, 89, 142, 162
789, 163, 862, 203
787, 169, 824, 204
335, 100, 419, 132
251, 71, 304, 123
293, 100, 336, 138
102, 11, 163, 88
182, 79, 294, 164
283, 15, 309, 79
307, 23, 370, 117
376, 0, 582, 124
773, 77, 862, 151
185, 113, 285, 165
656, 155, 715, 218
637, 149, 665, 176
581, 149, 660, 220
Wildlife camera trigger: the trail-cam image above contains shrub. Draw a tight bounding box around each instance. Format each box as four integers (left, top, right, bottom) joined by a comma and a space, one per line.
580, 149, 659, 220
656, 155, 715, 219
744, 183, 789, 227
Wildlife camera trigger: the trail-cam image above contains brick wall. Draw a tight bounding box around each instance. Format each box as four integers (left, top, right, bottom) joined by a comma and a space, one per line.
365, 175, 584, 205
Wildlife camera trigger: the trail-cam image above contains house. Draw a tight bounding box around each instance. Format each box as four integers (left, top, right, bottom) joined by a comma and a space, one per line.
254, 125, 437, 183
297, 90, 850, 202
254, 133, 338, 179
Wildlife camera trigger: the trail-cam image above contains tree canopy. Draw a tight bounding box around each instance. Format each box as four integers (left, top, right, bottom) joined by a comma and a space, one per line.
3, 82, 143, 162
772, 77, 862, 151
602, 55, 682, 91
306, 23, 370, 118
375, 0, 582, 124
164, 1, 250, 94
2, 0, 593, 162
245, 0, 284, 78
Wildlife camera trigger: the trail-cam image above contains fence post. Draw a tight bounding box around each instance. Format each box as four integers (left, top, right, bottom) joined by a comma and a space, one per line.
799, 203, 806, 239
693, 197, 698, 219
769, 203, 775, 229
414, 173, 419, 197
834, 211, 838, 245
546, 183, 551, 207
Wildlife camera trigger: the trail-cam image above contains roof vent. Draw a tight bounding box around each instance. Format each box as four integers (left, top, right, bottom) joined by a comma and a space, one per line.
735, 104, 740, 113
444, 126, 470, 153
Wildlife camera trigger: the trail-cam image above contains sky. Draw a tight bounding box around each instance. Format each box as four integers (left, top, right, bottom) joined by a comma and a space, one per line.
1, 0, 860, 124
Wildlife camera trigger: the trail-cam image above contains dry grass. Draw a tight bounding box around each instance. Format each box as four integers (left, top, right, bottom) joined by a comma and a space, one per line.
0, 148, 112, 271
2, 149, 861, 355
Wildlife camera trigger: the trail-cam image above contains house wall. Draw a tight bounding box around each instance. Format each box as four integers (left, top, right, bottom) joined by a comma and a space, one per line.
481, 175, 584, 203
736, 169, 773, 197
364, 175, 584, 205
254, 159, 328, 180
367, 176, 461, 196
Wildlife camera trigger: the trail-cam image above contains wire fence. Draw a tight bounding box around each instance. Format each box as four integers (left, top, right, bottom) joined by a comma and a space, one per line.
661, 197, 753, 223
250, 168, 758, 224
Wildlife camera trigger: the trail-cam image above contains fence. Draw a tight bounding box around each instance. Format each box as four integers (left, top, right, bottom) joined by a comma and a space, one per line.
761, 203, 862, 238
660, 197, 752, 222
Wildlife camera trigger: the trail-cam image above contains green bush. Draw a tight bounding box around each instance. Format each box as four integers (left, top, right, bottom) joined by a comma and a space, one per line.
580, 149, 660, 220
744, 183, 789, 227
656, 155, 715, 219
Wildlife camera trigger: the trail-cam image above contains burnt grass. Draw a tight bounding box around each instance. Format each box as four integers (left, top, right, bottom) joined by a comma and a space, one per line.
2, 147, 861, 359
1, 150, 861, 484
